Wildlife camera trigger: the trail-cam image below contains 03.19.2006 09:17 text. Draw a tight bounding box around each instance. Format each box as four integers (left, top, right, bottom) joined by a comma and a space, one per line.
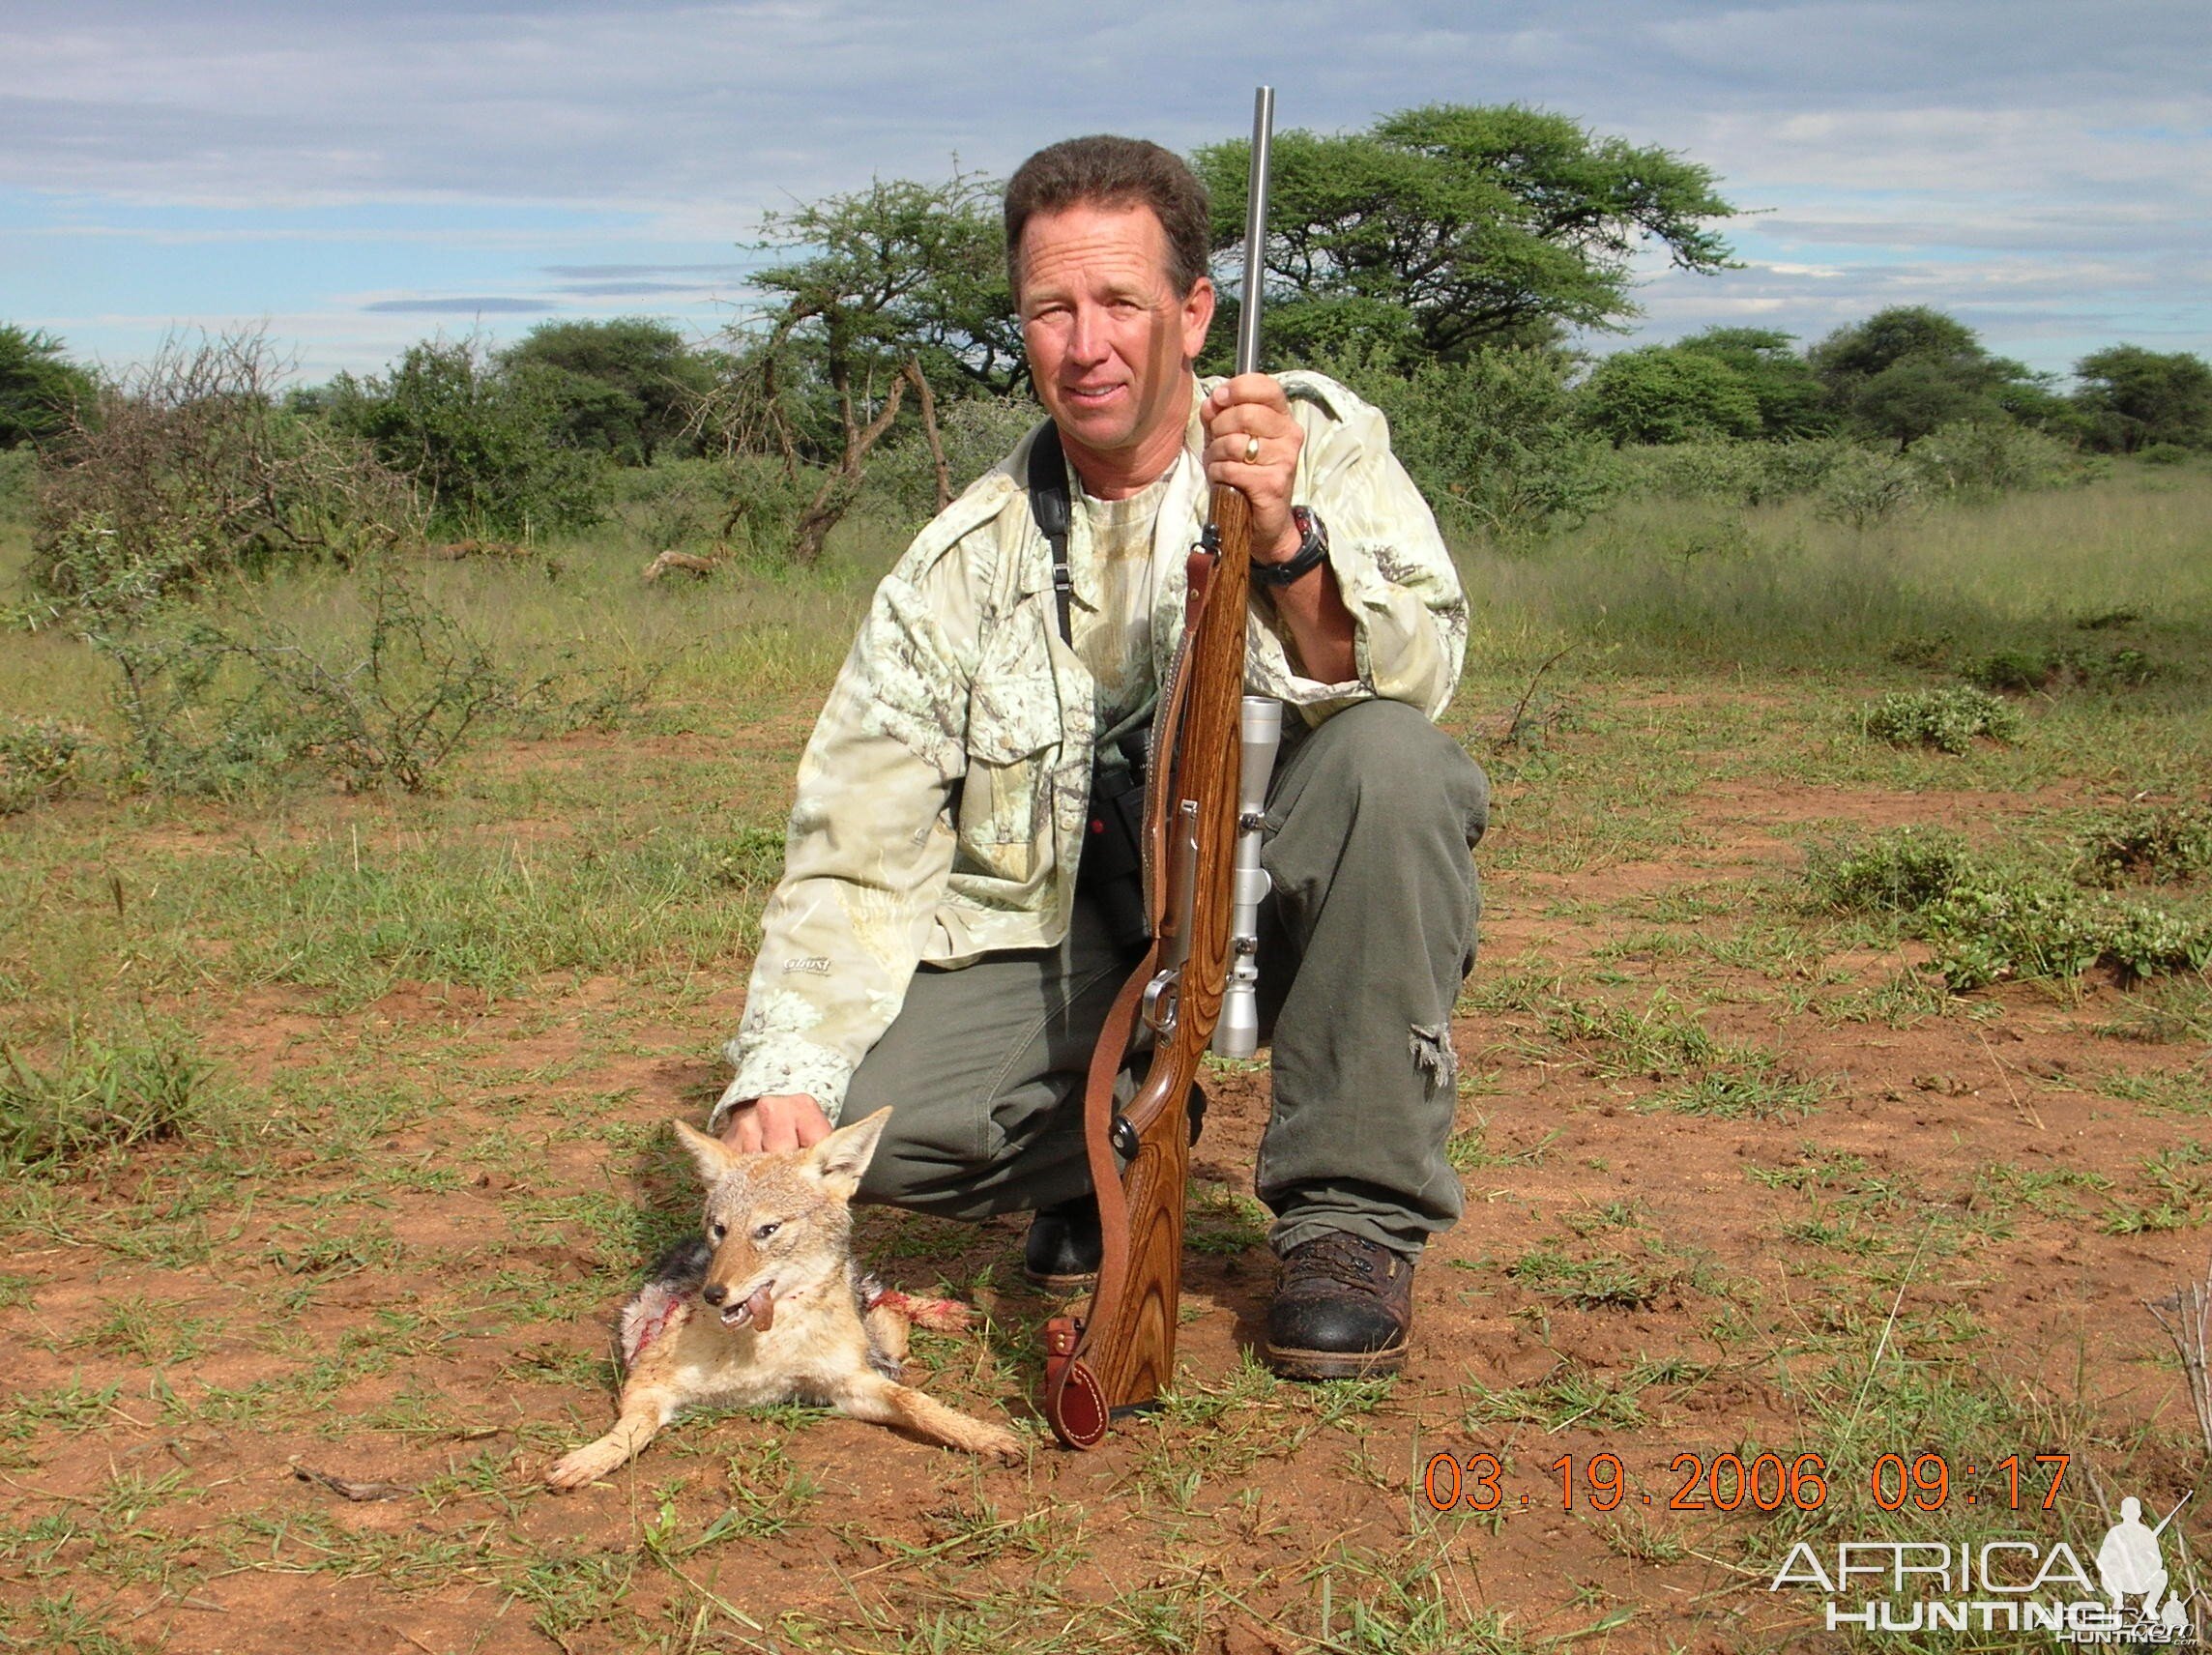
1419, 1450, 2070, 1516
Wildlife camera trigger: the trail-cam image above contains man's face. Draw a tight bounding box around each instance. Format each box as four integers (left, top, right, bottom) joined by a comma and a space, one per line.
1017, 201, 1214, 478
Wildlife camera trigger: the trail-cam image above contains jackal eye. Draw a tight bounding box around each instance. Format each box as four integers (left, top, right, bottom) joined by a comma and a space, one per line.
709, 1223, 727, 1242
752, 1220, 782, 1241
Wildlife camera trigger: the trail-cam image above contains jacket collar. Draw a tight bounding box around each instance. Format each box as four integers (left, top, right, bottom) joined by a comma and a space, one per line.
1010, 379, 1218, 606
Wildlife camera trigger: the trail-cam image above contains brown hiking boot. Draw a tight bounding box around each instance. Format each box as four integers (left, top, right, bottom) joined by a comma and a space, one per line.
1264, 1232, 1412, 1379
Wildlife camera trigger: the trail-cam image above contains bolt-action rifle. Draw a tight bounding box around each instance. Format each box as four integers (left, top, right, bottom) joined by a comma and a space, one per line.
1042, 87, 1281, 1449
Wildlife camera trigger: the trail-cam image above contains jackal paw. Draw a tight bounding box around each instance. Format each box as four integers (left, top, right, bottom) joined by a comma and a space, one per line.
545, 1439, 629, 1491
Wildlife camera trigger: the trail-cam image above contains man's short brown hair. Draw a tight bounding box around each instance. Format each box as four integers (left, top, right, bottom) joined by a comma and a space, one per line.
1003, 135, 1211, 302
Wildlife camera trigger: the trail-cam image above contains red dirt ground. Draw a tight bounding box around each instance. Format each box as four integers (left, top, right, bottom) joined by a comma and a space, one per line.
4, 753, 2208, 1654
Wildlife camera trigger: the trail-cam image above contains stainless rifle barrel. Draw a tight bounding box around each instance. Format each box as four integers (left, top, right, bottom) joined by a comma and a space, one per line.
1214, 86, 1281, 1060
1234, 86, 1273, 378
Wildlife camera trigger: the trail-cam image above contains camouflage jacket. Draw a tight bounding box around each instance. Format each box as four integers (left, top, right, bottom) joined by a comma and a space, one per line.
715, 371, 1467, 1126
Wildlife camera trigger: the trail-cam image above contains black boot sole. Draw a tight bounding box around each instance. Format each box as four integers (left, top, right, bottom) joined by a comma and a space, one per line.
1262, 1335, 1408, 1380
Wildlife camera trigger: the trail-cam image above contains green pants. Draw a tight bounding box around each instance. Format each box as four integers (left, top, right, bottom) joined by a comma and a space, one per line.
848, 698, 1489, 1258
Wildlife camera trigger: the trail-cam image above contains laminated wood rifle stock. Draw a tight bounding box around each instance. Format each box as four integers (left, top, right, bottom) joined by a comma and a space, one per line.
1042, 86, 1276, 1450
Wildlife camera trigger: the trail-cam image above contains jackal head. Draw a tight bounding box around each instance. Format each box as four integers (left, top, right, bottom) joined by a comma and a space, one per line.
668, 1108, 890, 1332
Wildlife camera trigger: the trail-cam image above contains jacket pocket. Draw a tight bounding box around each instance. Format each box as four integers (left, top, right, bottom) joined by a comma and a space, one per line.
958, 621, 1062, 878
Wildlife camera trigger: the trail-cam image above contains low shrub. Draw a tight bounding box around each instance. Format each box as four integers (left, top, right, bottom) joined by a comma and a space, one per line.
88, 562, 590, 796
325, 335, 606, 538
1960, 645, 2160, 693
1756, 439, 1859, 501
1817, 449, 1920, 529
30, 330, 423, 619
1326, 346, 1618, 540
1918, 877, 2110, 988
1922, 878, 2212, 990
1906, 420, 2093, 500
2080, 648, 2161, 689
718, 455, 830, 566
1611, 438, 1850, 507
2137, 443, 2191, 467
1861, 686, 2022, 753
1, 1025, 206, 1176
1807, 828, 1975, 914
0, 717, 93, 814
1807, 827, 2212, 990
1885, 631, 1955, 669
2076, 801, 2212, 886
20, 513, 209, 628
874, 394, 1039, 523
607, 457, 730, 555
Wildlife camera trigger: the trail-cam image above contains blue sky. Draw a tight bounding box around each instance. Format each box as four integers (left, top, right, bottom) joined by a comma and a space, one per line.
3, 0, 2207, 385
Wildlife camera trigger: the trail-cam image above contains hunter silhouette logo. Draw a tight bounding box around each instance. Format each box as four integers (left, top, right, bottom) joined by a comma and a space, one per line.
2095, 1495, 2194, 1637
1768, 1490, 2202, 1641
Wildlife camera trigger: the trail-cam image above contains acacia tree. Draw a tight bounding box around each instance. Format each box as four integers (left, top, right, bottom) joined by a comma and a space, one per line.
1194, 103, 1737, 368
2072, 345, 2212, 452
1672, 327, 1831, 438
1, 325, 97, 450
703, 171, 1013, 565
501, 317, 714, 465
1809, 306, 2040, 449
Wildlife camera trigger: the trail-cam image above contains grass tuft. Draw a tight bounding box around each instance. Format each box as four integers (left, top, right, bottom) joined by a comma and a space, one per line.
1961, 641, 2161, 693
0, 1024, 206, 1176
1508, 1245, 1684, 1310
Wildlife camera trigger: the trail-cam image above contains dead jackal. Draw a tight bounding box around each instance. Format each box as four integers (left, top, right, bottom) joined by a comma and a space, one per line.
546, 1108, 1023, 1489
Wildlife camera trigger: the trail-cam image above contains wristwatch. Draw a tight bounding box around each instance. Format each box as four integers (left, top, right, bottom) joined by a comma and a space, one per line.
1251, 506, 1327, 589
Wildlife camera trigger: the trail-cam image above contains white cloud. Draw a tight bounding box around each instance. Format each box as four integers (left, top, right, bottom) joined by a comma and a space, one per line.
2, 0, 2206, 377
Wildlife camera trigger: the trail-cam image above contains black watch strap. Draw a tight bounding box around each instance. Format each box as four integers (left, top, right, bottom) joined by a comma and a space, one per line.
1251, 506, 1328, 588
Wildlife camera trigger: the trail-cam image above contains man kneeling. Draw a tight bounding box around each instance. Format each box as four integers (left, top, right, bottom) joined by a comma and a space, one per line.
712, 133, 1488, 1379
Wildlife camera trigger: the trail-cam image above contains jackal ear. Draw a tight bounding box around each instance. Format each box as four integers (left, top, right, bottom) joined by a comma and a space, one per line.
807, 1106, 890, 1197
672, 1119, 739, 1185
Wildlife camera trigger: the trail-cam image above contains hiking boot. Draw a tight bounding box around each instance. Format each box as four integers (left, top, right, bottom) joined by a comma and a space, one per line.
1264, 1232, 1412, 1379
1023, 1194, 1102, 1291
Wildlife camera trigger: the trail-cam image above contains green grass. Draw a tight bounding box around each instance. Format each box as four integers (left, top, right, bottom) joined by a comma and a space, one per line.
4, 458, 2212, 1654
1507, 1244, 1690, 1310
1456, 464, 2212, 679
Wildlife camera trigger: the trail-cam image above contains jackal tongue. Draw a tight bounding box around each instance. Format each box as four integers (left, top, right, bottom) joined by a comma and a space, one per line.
721, 1285, 774, 1331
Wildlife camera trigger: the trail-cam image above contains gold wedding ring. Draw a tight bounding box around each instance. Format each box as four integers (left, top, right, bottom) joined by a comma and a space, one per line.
1242, 434, 1262, 464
